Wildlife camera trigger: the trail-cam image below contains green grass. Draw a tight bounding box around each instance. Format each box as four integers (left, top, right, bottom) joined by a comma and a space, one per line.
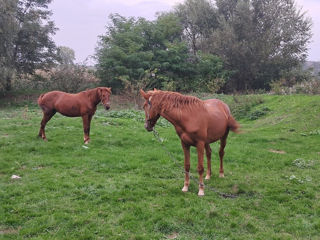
0, 94, 319, 239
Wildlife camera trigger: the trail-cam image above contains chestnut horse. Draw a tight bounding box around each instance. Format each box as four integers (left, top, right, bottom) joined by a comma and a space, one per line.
38, 87, 111, 144
140, 89, 239, 196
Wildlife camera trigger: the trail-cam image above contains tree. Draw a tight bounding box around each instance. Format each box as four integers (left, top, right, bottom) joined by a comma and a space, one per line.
95, 13, 188, 92
95, 14, 154, 92
175, 0, 219, 55
0, 0, 57, 92
174, 0, 312, 91
96, 13, 229, 93
0, 0, 18, 92
57, 46, 75, 65
212, 0, 312, 91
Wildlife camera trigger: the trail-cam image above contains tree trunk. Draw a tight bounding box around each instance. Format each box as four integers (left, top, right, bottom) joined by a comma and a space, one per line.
5, 74, 12, 91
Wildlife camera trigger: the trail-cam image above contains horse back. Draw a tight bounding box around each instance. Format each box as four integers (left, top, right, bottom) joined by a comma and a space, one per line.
38, 91, 64, 106
38, 91, 79, 114
204, 99, 231, 118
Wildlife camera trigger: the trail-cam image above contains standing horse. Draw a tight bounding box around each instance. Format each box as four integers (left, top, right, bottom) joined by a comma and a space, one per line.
38, 87, 111, 144
140, 89, 239, 196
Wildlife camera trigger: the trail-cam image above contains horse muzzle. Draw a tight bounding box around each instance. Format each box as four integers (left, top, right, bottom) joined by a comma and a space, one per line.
144, 122, 154, 132
104, 104, 110, 110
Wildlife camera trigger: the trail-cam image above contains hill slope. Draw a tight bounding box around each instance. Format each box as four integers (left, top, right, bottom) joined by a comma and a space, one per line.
0, 94, 319, 239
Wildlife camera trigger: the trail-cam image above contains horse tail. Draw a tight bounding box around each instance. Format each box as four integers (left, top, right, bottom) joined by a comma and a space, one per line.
37, 93, 46, 106
227, 115, 240, 133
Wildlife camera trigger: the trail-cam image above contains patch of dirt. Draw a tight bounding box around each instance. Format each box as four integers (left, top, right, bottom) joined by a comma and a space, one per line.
167, 232, 179, 239
269, 149, 286, 154
232, 184, 239, 194
0, 227, 20, 235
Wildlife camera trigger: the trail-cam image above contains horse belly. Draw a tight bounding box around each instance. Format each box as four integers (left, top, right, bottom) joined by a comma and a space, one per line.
55, 98, 82, 117
207, 114, 228, 142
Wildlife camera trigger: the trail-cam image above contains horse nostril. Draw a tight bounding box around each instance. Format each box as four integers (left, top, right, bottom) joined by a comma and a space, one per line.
105, 105, 110, 110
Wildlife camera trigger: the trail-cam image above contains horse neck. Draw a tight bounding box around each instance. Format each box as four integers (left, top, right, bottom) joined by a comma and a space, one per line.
159, 105, 183, 127
158, 100, 203, 129
87, 88, 101, 106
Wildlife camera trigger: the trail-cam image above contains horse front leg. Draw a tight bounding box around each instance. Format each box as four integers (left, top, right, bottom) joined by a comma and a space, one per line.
196, 142, 205, 196
205, 143, 212, 180
82, 115, 91, 144
181, 141, 190, 192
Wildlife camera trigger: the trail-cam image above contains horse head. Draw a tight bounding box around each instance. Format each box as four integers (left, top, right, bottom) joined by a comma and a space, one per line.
140, 89, 160, 132
98, 87, 112, 110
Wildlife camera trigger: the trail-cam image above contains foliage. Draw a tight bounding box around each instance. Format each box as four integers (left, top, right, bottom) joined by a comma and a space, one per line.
270, 68, 320, 95
271, 77, 320, 95
46, 65, 99, 93
56, 46, 75, 65
175, 0, 312, 92
174, 0, 219, 54
248, 107, 270, 120
95, 13, 229, 93
227, 95, 264, 120
11, 65, 99, 93
0, 0, 57, 93
303, 61, 320, 77
1, 94, 320, 239
195, 52, 231, 92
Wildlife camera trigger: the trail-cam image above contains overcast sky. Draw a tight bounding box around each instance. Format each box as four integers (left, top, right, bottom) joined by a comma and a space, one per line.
49, 0, 320, 64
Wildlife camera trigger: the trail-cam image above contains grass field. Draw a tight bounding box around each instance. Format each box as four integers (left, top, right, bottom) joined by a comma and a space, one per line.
0, 94, 319, 239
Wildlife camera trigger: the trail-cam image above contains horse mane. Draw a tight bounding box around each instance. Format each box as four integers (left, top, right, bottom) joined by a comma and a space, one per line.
147, 90, 204, 111
83, 88, 102, 105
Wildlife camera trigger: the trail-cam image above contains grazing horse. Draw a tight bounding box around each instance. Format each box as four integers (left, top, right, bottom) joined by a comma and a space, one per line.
38, 87, 111, 144
140, 89, 239, 196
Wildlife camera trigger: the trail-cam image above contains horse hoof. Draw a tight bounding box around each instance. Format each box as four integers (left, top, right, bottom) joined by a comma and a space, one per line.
198, 190, 205, 196
182, 186, 188, 192
43, 138, 48, 142
219, 173, 225, 178
205, 175, 211, 180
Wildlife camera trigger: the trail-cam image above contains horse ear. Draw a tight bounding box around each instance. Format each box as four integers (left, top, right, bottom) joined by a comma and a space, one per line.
108, 87, 112, 93
140, 89, 148, 99
153, 88, 157, 91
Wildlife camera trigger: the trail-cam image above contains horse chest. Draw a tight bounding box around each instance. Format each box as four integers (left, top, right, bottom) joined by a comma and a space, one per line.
176, 130, 196, 146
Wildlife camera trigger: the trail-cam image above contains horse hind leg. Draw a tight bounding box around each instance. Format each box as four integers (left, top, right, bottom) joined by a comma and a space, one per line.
205, 143, 212, 180
219, 129, 229, 178
38, 109, 56, 141
82, 115, 92, 144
